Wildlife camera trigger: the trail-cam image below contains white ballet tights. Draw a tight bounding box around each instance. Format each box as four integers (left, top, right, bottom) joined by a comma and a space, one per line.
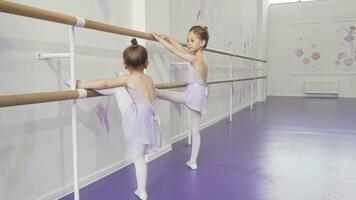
133, 142, 148, 200
156, 89, 202, 169
187, 109, 201, 169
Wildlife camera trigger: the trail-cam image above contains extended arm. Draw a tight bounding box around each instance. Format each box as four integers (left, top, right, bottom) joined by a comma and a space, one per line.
161, 34, 189, 53
77, 75, 129, 89
152, 32, 195, 62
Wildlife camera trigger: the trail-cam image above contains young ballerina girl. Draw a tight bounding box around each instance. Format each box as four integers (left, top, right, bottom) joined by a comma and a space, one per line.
152, 25, 209, 170
77, 38, 158, 200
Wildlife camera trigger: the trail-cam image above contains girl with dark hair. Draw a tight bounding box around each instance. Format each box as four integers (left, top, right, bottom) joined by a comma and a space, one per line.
77, 38, 158, 200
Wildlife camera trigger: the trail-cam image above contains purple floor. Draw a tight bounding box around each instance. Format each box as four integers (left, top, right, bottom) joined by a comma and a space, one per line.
60, 96, 356, 200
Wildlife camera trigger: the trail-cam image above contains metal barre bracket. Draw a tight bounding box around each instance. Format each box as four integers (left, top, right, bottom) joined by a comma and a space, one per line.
36, 52, 70, 60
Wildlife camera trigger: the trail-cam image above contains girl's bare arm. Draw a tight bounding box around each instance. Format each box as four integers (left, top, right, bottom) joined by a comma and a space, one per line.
77, 75, 129, 89
152, 32, 195, 62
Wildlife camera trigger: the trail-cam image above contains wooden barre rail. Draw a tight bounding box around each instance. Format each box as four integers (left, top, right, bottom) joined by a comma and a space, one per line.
0, 76, 266, 107
0, 0, 267, 63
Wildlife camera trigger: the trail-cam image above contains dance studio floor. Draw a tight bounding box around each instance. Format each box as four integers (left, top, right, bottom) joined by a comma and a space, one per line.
60, 96, 356, 200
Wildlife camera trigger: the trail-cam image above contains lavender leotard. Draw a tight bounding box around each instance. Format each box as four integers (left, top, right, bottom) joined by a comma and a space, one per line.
122, 86, 161, 153
95, 84, 161, 153
184, 64, 208, 115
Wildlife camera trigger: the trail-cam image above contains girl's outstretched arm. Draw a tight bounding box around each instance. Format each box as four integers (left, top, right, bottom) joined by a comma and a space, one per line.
152, 32, 195, 62
77, 75, 129, 89
160, 34, 189, 53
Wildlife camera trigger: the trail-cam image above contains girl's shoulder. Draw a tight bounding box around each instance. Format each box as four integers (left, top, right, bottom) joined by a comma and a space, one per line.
192, 56, 207, 69
128, 73, 154, 86
117, 74, 130, 83
143, 74, 155, 87
145, 74, 154, 82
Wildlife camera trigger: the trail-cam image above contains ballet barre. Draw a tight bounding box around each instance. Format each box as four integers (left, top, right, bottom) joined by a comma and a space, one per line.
0, 0, 267, 63
0, 76, 266, 107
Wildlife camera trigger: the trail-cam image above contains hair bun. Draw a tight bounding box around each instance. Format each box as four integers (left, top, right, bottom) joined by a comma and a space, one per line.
131, 38, 138, 46
203, 26, 208, 31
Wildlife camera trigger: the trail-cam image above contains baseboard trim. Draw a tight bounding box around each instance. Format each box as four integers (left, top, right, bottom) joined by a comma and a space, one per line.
269, 93, 356, 98
42, 157, 132, 200
145, 144, 172, 162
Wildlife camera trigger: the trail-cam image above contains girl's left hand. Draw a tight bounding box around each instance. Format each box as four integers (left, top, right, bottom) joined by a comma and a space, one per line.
160, 34, 170, 40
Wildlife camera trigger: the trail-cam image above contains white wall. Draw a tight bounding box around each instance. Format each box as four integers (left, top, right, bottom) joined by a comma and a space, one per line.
267, 0, 356, 97
0, 0, 267, 199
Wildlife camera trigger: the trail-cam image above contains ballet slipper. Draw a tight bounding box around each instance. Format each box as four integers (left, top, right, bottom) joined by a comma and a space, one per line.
135, 190, 148, 200
185, 161, 197, 170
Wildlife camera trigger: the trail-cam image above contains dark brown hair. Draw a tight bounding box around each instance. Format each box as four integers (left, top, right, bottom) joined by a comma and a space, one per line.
189, 25, 209, 48
123, 38, 148, 69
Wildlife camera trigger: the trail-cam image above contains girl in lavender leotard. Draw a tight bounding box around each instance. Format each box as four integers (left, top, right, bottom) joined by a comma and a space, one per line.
152, 25, 209, 170
77, 38, 158, 200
